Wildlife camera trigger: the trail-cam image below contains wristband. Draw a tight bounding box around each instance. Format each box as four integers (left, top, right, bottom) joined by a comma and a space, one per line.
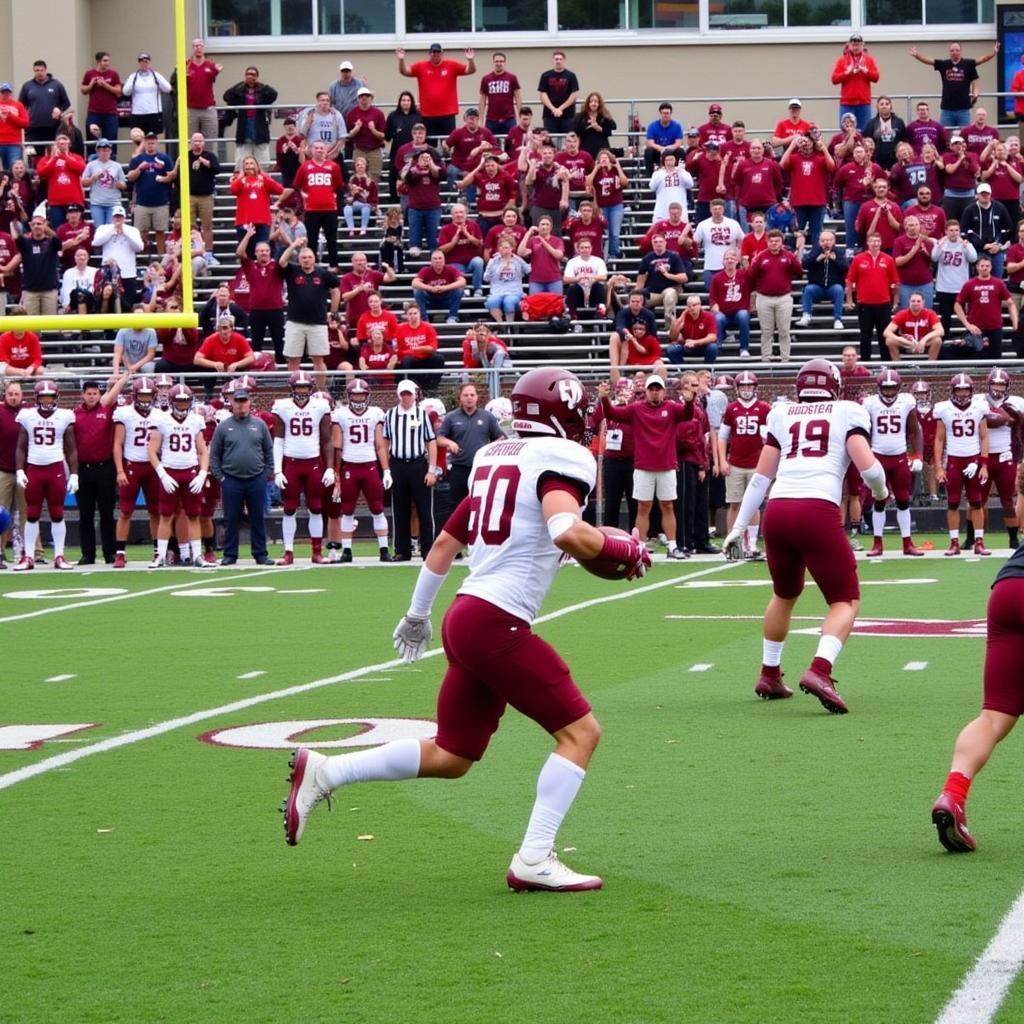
598, 530, 638, 563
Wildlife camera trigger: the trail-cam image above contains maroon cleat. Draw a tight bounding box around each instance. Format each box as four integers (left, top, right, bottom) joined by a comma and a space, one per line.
973, 539, 992, 556
275, 551, 294, 566
932, 791, 976, 853
113, 553, 126, 569
798, 667, 849, 714
944, 538, 961, 557
865, 538, 884, 557
902, 539, 924, 556
754, 672, 793, 700
311, 553, 328, 565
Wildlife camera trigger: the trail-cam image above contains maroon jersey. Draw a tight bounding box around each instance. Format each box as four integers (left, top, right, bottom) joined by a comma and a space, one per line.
733, 158, 783, 210
956, 277, 1011, 330
982, 157, 1024, 204
415, 264, 462, 290
445, 125, 498, 172
840, 364, 873, 402
892, 234, 935, 286
919, 407, 937, 461
601, 397, 694, 471
903, 202, 946, 240
484, 221, 526, 257
709, 268, 752, 314
529, 162, 564, 209
564, 213, 606, 257
403, 163, 442, 210
833, 160, 884, 203
787, 152, 830, 206
591, 169, 624, 209
854, 198, 903, 249
472, 169, 517, 218
554, 150, 594, 193
748, 248, 801, 296
479, 71, 520, 122
697, 122, 730, 148
639, 218, 693, 256
438, 221, 484, 266
687, 151, 726, 203
963, 123, 1000, 156
720, 399, 770, 469
339, 269, 385, 327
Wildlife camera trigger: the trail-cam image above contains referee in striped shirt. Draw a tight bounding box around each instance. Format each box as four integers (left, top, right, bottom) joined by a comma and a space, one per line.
381, 379, 440, 561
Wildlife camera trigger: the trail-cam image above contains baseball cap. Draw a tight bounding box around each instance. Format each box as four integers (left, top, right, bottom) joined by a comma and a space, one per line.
645, 374, 665, 389
112, 205, 126, 217
465, 107, 479, 117
339, 60, 354, 71
708, 103, 723, 113
144, 131, 158, 139
137, 52, 151, 60
65, 203, 83, 213
950, 134, 965, 143
429, 42, 443, 52
849, 32, 863, 41
231, 387, 250, 401
396, 379, 418, 395
96, 138, 112, 148
0, 83, 12, 92
788, 98, 802, 108
705, 141, 720, 150
977, 182, 992, 193
357, 86, 373, 96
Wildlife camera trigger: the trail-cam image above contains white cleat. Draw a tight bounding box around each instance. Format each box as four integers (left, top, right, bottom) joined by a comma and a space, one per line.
53, 555, 74, 570
148, 557, 165, 569
11, 556, 34, 572
283, 748, 332, 846
506, 850, 603, 892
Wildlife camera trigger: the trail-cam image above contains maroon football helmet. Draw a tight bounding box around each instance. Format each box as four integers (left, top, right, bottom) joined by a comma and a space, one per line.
154, 373, 174, 409
911, 379, 931, 410
510, 367, 589, 442
34, 379, 59, 415
714, 374, 734, 391
796, 359, 842, 401
289, 370, 314, 406
876, 367, 901, 405
950, 373, 974, 409
735, 370, 757, 403
169, 383, 193, 421
987, 367, 1010, 403
236, 374, 258, 394
346, 379, 370, 414
132, 376, 155, 413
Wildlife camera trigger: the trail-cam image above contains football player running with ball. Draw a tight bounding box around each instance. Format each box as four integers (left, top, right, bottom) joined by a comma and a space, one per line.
284, 367, 656, 891
723, 359, 889, 714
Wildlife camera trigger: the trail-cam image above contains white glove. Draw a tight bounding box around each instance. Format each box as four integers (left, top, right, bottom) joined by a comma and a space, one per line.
15, 469, 28, 489
157, 467, 178, 493
909, 458, 923, 473
392, 613, 432, 664
274, 472, 288, 490
722, 527, 745, 562
870, 482, 889, 501
188, 469, 207, 494
962, 462, 979, 480
321, 467, 336, 489
66, 473, 79, 495
382, 469, 393, 490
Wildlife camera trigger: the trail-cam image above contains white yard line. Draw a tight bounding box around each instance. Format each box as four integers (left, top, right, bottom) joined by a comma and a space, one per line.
904, 662, 929, 671
0, 561, 737, 793
689, 664, 714, 672
935, 891, 1024, 1024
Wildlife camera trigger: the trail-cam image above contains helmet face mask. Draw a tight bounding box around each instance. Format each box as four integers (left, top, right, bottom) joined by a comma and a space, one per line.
987, 368, 1010, 403
877, 368, 901, 406
133, 377, 155, 413
289, 370, 313, 406
34, 380, 59, 415
950, 373, 974, 409
735, 371, 757, 404
169, 384, 193, 421
911, 380, 931, 411
346, 379, 370, 414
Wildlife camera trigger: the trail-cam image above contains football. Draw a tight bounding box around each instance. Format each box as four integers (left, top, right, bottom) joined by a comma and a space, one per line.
579, 526, 636, 580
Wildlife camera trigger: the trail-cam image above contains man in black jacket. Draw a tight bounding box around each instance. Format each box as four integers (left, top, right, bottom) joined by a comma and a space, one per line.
960, 183, 1013, 279
798, 229, 849, 329
222, 67, 279, 170
862, 96, 907, 170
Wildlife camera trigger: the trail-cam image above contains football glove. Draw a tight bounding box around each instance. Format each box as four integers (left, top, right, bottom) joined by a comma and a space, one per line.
962, 462, 979, 480
392, 613, 432, 664
274, 472, 288, 490
723, 528, 745, 562
66, 473, 79, 495
157, 468, 178, 493
624, 527, 652, 580
382, 469, 393, 490
15, 469, 28, 488
909, 458, 923, 473
321, 467, 336, 488
188, 469, 207, 494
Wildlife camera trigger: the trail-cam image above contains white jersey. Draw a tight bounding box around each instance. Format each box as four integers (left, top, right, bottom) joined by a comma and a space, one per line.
334, 405, 385, 464
864, 393, 916, 456
154, 412, 205, 470
114, 405, 165, 464
458, 437, 596, 624
16, 408, 74, 467
765, 399, 870, 506
934, 398, 986, 458
985, 394, 1024, 455
693, 216, 744, 272
272, 397, 331, 460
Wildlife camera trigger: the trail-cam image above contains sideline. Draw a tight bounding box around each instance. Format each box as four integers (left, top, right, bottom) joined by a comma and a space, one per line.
0, 561, 737, 792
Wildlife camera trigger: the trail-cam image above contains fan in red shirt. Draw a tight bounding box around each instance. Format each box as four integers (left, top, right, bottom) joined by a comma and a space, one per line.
460, 154, 517, 234
229, 155, 284, 257
394, 304, 445, 394
36, 136, 85, 223
884, 292, 944, 360
954, 257, 1018, 359
194, 319, 256, 375
854, 178, 903, 251
356, 292, 399, 345
339, 251, 392, 330
0, 326, 44, 375
483, 209, 526, 260
845, 233, 899, 361
770, 100, 811, 151
397, 44, 475, 137
639, 204, 694, 257
279, 141, 344, 270
780, 133, 834, 250
564, 201, 608, 257
709, 250, 753, 356
667, 295, 719, 364
359, 327, 397, 389
732, 140, 783, 224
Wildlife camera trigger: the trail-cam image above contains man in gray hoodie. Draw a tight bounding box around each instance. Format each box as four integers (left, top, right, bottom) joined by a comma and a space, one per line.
18, 60, 70, 148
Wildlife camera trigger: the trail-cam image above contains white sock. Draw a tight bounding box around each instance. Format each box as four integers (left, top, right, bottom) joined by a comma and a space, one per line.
872, 508, 886, 538
282, 513, 297, 551
319, 737, 422, 790
342, 538, 353, 550
815, 633, 844, 668
24, 521, 39, 560
667, 539, 678, 552
51, 520, 66, 557
190, 538, 202, 560
896, 508, 912, 538
746, 525, 758, 546
762, 638, 784, 667
518, 753, 586, 865
157, 537, 168, 560
950, 529, 959, 541
976, 530, 984, 541
377, 534, 389, 548
308, 513, 323, 539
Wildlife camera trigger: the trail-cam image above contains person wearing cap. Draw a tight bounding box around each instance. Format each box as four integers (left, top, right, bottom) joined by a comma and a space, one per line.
222, 66, 279, 170
832, 34, 880, 132
0, 83, 29, 172
329, 61, 367, 119
910, 41, 1000, 129
397, 44, 476, 141
444, 107, 498, 201
644, 103, 685, 177
769, 99, 810, 153
537, 50, 579, 137
345, 86, 386, 184
35, 133, 85, 229
55, 204, 93, 272
80, 51, 122, 153
81, 137, 126, 227
960, 183, 1013, 279
479, 52, 521, 137
381, 379, 440, 561
92, 206, 144, 307
940, 134, 982, 222
17, 60, 70, 150
185, 38, 223, 146
697, 103, 729, 149
126, 132, 173, 255
685, 138, 728, 226
209, 385, 275, 566
121, 53, 171, 137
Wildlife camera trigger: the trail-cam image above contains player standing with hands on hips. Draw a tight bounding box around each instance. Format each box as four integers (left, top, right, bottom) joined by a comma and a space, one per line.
284, 367, 655, 891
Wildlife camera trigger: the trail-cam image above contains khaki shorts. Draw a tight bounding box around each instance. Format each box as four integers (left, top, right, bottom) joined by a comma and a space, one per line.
725, 465, 757, 504
284, 321, 329, 358
189, 194, 214, 232
134, 204, 170, 233
633, 468, 677, 502
0, 468, 28, 535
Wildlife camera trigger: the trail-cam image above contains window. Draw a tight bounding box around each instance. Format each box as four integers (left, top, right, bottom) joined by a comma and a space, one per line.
406, 0, 544, 30
864, 0, 992, 22
319, 0, 397, 33
863, 0, 921, 25
207, 0, 313, 35
712, 0, 847, 26
559, 0, 624, 29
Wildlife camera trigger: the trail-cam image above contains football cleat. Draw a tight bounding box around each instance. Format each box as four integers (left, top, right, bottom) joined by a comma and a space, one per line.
340, 548, 353, 563
902, 539, 924, 556
931, 791, 976, 853
945, 539, 961, 557
379, 549, 394, 562
195, 556, 216, 569
311, 553, 328, 565
506, 851, 603, 892
666, 548, 688, 560
973, 539, 992, 556
113, 553, 126, 569
754, 672, 793, 700
866, 538, 884, 558
798, 668, 849, 714
202, 551, 217, 565
276, 551, 294, 566
148, 557, 165, 569
283, 748, 332, 846
11, 556, 34, 572
53, 555, 73, 570
327, 549, 341, 564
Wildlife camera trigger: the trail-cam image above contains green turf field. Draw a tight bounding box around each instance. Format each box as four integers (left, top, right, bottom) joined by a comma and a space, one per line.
2, 544, 1022, 1023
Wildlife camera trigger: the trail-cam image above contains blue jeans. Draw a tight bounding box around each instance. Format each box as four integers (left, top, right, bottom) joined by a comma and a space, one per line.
840, 103, 872, 132
528, 280, 563, 296
485, 118, 516, 137
843, 200, 862, 254
408, 206, 441, 251
451, 257, 484, 293
85, 113, 119, 149
802, 282, 844, 319
486, 293, 521, 318
415, 288, 462, 319
602, 203, 624, 259
343, 201, 372, 231
666, 341, 719, 364
0, 143, 22, 171
940, 109, 971, 128
446, 163, 477, 207
898, 282, 934, 310
221, 473, 268, 562
715, 309, 750, 351
793, 205, 825, 250
90, 203, 115, 227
